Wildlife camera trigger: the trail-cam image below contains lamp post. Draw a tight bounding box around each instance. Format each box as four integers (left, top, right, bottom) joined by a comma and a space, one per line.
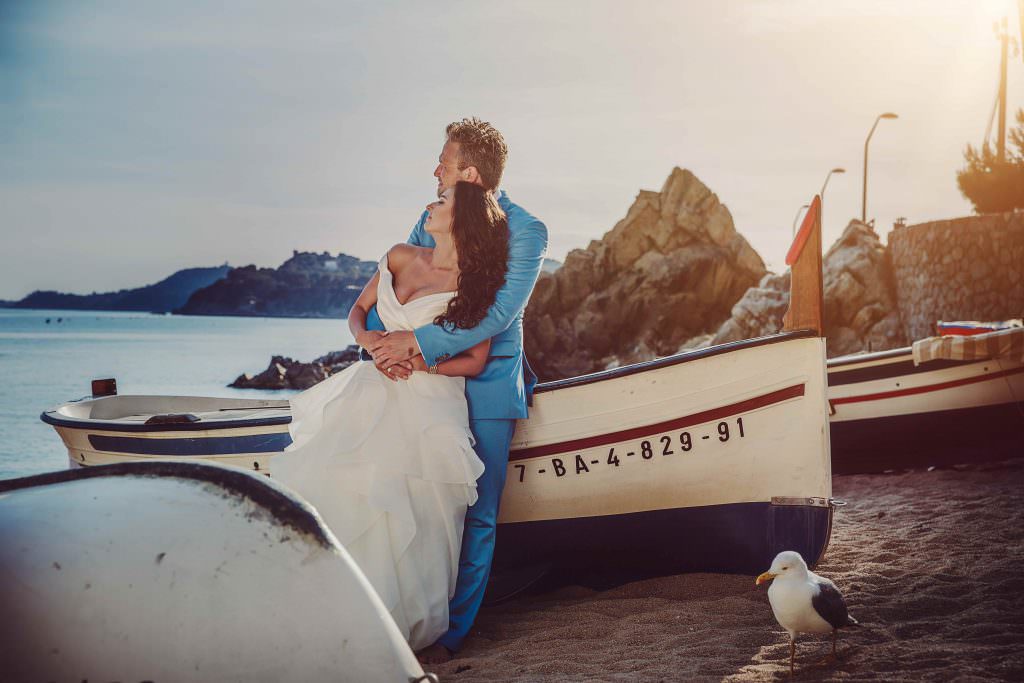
819, 167, 845, 244
821, 167, 846, 197
792, 204, 810, 237
862, 113, 898, 223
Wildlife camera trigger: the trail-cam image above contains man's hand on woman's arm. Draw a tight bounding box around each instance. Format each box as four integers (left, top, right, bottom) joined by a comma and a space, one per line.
356, 330, 388, 349
365, 330, 419, 368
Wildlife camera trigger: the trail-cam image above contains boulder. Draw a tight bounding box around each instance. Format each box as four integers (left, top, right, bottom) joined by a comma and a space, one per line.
704, 220, 908, 357
230, 346, 361, 390
524, 168, 766, 380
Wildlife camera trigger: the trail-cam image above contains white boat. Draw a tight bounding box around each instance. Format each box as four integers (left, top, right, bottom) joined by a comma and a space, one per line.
41, 196, 837, 578
0, 460, 434, 683
43, 337, 834, 578
827, 323, 1024, 474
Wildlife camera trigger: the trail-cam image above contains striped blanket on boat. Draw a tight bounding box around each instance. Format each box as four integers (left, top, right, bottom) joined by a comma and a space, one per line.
913, 325, 1024, 366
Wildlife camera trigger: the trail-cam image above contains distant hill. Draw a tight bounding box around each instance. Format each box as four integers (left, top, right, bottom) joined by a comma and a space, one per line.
12, 266, 231, 313
177, 251, 377, 318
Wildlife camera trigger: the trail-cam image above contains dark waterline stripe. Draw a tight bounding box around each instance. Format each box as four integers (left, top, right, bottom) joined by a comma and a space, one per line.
88, 432, 293, 456
827, 358, 969, 387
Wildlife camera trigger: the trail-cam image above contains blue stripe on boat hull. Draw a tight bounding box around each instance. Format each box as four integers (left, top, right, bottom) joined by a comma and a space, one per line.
831, 401, 1024, 474
88, 432, 293, 456
493, 501, 833, 577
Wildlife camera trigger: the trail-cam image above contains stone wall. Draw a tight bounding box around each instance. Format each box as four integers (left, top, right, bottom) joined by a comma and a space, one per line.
889, 212, 1024, 340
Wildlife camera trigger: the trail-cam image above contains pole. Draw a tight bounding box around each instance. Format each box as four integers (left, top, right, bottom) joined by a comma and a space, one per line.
862, 115, 896, 223
998, 17, 1009, 162
862, 118, 880, 223
792, 204, 809, 237
1019, 0, 1024, 64
820, 168, 843, 242
821, 172, 834, 198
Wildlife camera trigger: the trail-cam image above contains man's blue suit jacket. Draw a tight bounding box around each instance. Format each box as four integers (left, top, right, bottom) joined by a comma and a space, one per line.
364, 190, 548, 421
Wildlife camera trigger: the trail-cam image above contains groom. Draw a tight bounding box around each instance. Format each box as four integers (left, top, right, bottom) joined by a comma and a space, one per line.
364, 117, 548, 661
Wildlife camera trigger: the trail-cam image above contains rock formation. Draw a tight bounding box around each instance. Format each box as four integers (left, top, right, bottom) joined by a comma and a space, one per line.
230, 346, 361, 390
524, 168, 766, 380
707, 220, 907, 357
179, 251, 376, 318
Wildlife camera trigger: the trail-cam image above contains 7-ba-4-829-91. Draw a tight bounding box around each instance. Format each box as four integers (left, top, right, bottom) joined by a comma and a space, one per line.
512, 417, 747, 483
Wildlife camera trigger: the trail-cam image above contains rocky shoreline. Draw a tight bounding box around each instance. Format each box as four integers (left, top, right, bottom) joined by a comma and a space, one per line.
230, 346, 361, 390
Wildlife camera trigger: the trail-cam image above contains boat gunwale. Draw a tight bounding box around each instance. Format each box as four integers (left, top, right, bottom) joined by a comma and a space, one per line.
0, 460, 335, 548
532, 329, 818, 395
40, 329, 820, 433
40, 407, 294, 433
827, 346, 912, 369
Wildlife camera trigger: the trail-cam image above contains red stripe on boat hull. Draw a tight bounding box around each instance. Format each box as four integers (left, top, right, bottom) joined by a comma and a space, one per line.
830, 365, 1024, 406
509, 383, 806, 462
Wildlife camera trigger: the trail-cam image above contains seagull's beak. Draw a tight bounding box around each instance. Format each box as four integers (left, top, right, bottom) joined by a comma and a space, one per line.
755, 571, 776, 586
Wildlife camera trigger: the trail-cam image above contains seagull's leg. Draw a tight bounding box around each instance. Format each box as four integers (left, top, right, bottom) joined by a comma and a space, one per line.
832, 629, 838, 658
789, 636, 796, 677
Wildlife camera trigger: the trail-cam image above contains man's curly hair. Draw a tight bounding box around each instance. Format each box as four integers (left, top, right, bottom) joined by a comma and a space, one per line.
446, 117, 508, 191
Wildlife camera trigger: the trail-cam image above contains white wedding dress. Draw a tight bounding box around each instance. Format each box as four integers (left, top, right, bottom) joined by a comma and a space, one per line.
271, 255, 484, 650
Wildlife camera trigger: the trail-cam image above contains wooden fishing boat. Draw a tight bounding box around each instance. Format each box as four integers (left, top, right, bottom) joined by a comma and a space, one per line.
827, 323, 1024, 474
41, 196, 837, 578
0, 461, 433, 683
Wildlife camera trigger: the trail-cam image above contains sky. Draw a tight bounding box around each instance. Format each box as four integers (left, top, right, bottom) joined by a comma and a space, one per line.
1, 0, 1022, 299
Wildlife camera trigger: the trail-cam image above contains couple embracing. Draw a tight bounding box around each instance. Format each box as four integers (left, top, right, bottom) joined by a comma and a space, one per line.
272, 117, 548, 662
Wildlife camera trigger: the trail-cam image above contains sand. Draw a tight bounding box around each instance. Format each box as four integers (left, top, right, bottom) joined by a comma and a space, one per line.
431, 458, 1024, 682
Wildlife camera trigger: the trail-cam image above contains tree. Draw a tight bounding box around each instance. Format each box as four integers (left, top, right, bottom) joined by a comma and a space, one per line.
956, 108, 1024, 214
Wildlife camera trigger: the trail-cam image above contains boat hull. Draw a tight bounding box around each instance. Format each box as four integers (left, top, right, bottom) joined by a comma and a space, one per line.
497, 333, 832, 575
827, 348, 1024, 473
42, 331, 834, 579
830, 402, 1024, 474
495, 500, 833, 578
44, 395, 291, 473
0, 462, 426, 683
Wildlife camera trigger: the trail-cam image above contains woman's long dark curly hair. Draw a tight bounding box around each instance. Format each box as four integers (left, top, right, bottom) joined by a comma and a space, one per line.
434, 181, 509, 330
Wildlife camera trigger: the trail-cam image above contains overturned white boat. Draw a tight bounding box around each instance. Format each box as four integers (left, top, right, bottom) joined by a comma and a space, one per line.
42, 197, 837, 578
0, 461, 433, 683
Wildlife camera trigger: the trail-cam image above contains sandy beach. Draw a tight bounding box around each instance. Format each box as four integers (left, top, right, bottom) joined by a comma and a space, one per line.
432, 458, 1024, 682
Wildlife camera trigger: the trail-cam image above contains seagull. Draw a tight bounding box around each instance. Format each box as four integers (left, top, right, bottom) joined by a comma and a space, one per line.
756, 551, 858, 676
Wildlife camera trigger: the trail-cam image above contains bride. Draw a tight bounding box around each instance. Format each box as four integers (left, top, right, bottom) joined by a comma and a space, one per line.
271, 181, 509, 651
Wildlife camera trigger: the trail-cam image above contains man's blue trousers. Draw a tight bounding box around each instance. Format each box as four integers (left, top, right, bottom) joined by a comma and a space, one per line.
436, 418, 516, 652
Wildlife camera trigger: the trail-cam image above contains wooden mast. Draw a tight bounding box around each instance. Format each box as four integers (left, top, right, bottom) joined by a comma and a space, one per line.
782, 195, 824, 337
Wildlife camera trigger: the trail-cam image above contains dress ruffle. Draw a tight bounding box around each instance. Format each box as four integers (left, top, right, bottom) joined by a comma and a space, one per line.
270, 262, 484, 648
270, 253, 485, 649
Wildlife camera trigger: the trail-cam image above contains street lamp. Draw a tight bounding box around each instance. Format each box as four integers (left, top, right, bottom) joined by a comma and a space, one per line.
862, 113, 898, 223
819, 167, 845, 245
821, 167, 846, 197
792, 204, 810, 237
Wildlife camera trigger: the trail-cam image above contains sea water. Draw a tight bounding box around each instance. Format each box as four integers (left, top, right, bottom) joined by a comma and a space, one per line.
0, 309, 353, 480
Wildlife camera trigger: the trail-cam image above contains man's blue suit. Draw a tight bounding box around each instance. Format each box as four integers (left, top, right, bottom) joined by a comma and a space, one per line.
363, 190, 547, 651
